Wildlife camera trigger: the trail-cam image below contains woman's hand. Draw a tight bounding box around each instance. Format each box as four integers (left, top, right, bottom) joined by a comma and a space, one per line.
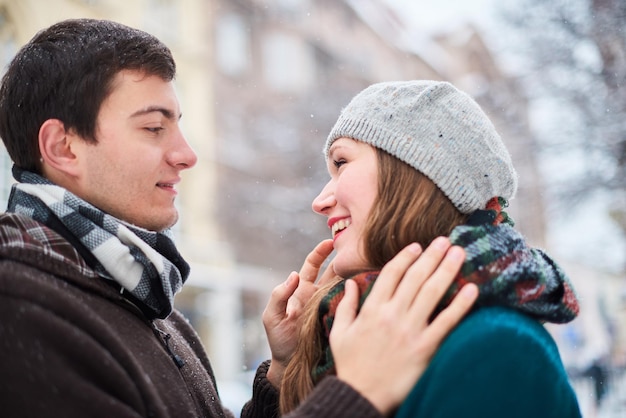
262, 239, 336, 387
330, 237, 478, 414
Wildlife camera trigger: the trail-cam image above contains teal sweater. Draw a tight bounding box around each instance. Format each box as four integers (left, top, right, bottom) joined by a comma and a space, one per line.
395, 307, 581, 418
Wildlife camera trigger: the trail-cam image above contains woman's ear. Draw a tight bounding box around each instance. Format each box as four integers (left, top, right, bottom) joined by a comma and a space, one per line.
38, 119, 81, 178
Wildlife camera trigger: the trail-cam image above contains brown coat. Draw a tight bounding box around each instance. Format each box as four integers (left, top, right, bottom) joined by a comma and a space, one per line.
0, 213, 234, 417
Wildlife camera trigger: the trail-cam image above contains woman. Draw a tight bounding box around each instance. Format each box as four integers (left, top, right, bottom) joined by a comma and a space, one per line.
280, 80, 582, 417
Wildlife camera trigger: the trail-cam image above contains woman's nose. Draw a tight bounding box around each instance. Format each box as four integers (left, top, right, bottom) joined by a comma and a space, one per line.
312, 181, 335, 215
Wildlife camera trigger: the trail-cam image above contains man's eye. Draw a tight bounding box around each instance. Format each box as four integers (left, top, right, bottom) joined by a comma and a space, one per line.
145, 127, 164, 133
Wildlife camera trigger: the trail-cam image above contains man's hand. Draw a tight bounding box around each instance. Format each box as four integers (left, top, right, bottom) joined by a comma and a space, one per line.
331, 238, 478, 414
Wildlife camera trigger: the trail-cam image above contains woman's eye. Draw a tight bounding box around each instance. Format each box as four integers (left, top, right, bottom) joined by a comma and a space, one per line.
333, 159, 346, 168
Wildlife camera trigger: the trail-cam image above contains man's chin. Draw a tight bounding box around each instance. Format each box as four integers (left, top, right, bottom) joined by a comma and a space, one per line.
128, 213, 178, 233
158, 214, 179, 232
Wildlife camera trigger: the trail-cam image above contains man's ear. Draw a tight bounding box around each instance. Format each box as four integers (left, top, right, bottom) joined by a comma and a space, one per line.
38, 119, 81, 178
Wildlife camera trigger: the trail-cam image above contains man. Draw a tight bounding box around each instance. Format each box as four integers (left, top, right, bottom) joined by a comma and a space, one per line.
0, 18, 476, 418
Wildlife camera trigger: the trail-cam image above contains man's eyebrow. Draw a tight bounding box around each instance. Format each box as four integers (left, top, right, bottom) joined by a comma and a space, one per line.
130, 106, 182, 120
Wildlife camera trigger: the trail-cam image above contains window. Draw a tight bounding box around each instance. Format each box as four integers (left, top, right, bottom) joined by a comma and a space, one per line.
143, 0, 179, 46
261, 32, 315, 93
215, 13, 250, 77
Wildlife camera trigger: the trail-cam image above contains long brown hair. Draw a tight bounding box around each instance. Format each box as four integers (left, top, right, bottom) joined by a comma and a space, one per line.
279, 148, 468, 414
364, 149, 468, 268
279, 276, 341, 414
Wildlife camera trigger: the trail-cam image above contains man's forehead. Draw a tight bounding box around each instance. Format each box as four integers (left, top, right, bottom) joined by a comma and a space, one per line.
102, 70, 181, 118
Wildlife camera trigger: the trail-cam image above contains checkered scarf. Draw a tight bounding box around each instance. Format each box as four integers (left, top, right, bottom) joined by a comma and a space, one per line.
6, 167, 189, 319
312, 197, 580, 382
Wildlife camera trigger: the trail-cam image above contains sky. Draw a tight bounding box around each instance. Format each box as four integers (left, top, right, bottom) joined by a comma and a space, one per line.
384, 0, 499, 33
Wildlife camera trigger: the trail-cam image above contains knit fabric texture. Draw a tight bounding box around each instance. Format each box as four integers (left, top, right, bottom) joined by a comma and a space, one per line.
395, 307, 582, 418
325, 80, 518, 214
311, 198, 580, 382
6, 166, 190, 319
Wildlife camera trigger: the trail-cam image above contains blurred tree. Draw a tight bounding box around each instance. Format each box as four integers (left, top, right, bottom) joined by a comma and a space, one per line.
498, 0, 626, 236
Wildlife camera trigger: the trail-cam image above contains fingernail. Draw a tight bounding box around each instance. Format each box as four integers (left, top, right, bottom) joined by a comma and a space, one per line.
460, 284, 478, 299
448, 246, 465, 261
433, 236, 450, 249
407, 243, 422, 254
285, 271, 297, 286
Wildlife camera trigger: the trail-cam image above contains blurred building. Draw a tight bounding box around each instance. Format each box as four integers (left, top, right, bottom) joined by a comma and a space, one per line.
211, 0, 548, 279
2, 0, 624, 415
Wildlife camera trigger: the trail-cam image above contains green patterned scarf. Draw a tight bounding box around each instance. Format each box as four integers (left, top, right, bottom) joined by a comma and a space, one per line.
312, 197, 580, 382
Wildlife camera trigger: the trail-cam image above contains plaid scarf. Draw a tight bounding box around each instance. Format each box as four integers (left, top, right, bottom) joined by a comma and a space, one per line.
312, 197, 580, 382
6, 167, 190, 319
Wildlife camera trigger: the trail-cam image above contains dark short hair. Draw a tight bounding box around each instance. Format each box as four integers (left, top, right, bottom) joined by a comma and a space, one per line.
0, 18, 176, 173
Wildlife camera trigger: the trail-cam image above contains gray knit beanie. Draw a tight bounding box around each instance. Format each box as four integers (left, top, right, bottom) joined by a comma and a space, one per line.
325, 80, 518, 214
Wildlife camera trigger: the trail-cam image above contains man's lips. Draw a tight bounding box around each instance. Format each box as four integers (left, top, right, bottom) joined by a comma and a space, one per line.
156, 179, 180, 192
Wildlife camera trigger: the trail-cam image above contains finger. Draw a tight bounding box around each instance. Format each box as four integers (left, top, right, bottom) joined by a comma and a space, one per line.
262, 272, 299, 324
329, 280, 358, 341
397, 237, 456, 309
406, 245, 465, 319
361, 242, 423, 306
317, 260, 338, 286
419, 283, 478, 344
299, 239, 335, 283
